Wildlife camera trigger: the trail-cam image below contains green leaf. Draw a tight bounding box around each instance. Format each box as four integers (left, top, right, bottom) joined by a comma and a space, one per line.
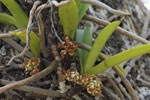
76, 27, 92, 74
116, 64, 125, 74
100, 53, 125, 74
76, 29, 84, 74
75, 0, 89, 22
75, 0, 81, 7
84, 20, 122, 72
82, 27, 92, 69
0, 0, 29, 28
87, 44, 150, 75
78, 3, 89, 21
0, 13, 17, 26
10, 30, 40, 58
59, 0, 79, 39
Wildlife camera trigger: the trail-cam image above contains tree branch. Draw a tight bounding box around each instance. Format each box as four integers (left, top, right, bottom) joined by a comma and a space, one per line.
0, 60, 57, 94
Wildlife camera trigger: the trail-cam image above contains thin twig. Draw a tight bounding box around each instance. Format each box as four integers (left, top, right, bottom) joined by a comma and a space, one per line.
0, 33, 15, 38
137, 78, 150, 88
36, 3, 51, 16
36, 0, 71, 15
141, 12, 150, 38
82, 0, 130, 16
75, 42, 139, 100
112, 67, 139, 100
0, 29, 34, 58
107, 74, 125, 100
130, 80, 141, 94
52, 0, 71, 7
84, 15, 150, 44
7, 1, 41, 65
0, 60, 57, 94
2, 38, 33, 58
35, 0, 72, 44
35, 0, 66, 43
0, 79, 67, 97
50, 2, 63, 43
111, 76, 132, 100
0, 66, 6, 70
137, 61, 150, 82
37, 0, 73, 43
102, 85, 121, 100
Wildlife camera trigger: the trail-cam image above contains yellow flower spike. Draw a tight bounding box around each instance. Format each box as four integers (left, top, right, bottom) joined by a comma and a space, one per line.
22, 58, 40, 75
58, 36, 78, 57
63, 67, 102, 97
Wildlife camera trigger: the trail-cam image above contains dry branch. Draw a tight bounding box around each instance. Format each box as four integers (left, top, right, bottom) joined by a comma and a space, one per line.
2, 38, 33, 58
112, 67, 139, 100
102, 85, 121, 100
84, 15, 150, 44
112, 76, 132, 100
0, 79, 67, 97
141, 12, 150, 38
82, 0, 130, 16
0, 33, 15, 38
7, 1, 41, 65
52, 0, 71, 7
107, 74, 125, 100
0, 60, 57, 94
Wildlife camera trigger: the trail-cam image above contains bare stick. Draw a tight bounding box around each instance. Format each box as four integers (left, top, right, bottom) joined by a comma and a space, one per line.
35, 0, 74, 44
2, 38, 33, 58
52, 0, 71, 7
84, 15, 150, 44
36, 0, 71, 16
137, 78, 150, 88
137, 61, 150, 82
82, 0, 130, 16
0, 79, 67, 97
130, 80, 141, 94
36, 0, 64, 43
0, 30, 33, 58
112, 67, 139, 100
7, 1, 41, 65
107, 74, 125, 100
141, 12, 150, 38
0, 33, 15, 38
0, 60, 57, 94
102, 85, 121, 100
112, 76, 132, 100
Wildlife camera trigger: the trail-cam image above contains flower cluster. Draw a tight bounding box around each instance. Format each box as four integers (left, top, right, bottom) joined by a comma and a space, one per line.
63, 67, 102, 97
58, 36, 78, 57
22, 58, 40, 75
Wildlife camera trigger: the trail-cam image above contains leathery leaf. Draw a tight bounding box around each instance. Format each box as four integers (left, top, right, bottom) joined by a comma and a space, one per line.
59, 0, 78, 39
87, 44, 150, 75
0, 0, 28, 28
100, 53, 125, 74
76, 27, 92, 74
10, 30, 40, 58
84, 19, 122, 73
